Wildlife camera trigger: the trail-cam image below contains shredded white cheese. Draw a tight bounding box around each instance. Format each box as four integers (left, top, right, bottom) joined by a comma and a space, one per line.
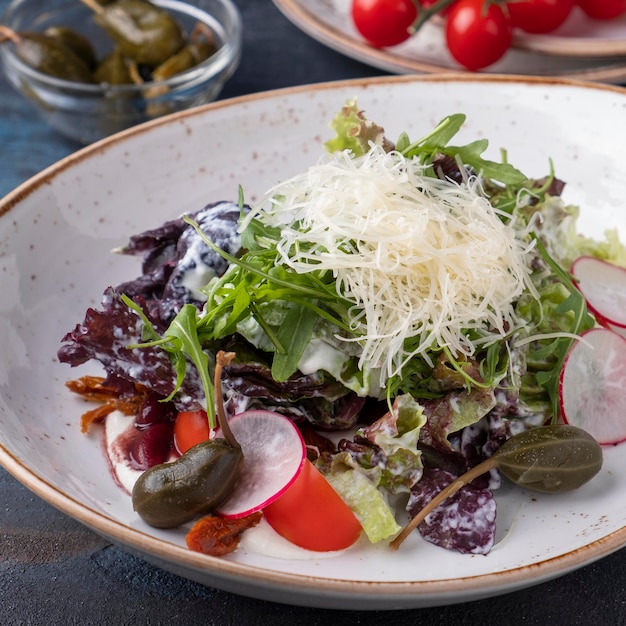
242, 145, 534, 383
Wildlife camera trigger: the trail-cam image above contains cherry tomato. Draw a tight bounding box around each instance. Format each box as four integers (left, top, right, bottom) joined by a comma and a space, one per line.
263, 459, 362, 552
173, 410, 210, 454
507, 0, 574, 33
445, 0, 513, 71
576, 0, 626, 20
351, 0, 418, 47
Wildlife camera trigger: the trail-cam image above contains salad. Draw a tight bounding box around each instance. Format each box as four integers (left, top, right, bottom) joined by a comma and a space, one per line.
58, 100, 625, 558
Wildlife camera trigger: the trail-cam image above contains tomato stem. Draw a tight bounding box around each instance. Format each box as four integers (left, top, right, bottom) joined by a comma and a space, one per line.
411, 0, 457, 33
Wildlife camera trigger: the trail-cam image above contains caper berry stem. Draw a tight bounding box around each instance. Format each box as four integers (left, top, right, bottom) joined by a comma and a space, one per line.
0, 25, 20, 44
389, 457, 498, 550
79, 0, 106, 15
214, 350, 240, 450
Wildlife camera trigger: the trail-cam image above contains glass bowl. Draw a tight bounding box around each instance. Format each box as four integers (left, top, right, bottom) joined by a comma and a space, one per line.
0, 0, 242, 144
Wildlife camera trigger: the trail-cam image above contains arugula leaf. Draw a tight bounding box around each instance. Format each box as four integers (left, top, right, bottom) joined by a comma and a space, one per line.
122, 296, 217, 427
271, 303, 318, 382
397, 113, 466, 156
529, 236, 595, 423
164, 304, 216, 426
442, 141, 527, 185
397, 114, 526, 186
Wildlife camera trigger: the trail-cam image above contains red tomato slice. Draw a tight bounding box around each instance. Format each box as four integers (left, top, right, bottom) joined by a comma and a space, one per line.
173, 410, 211, 454
263, 459, 362, 552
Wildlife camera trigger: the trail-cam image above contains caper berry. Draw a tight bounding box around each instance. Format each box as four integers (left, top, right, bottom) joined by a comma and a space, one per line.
390, 424, 603, 550
94, 0, 186, 67
132, 438, 243, 529
1, 1, 219, 89
10, 32, 95, 83
94, 48, 135, 85
44, 25, 98, 70
151, 39, 216, 81
495, 424, 603, 493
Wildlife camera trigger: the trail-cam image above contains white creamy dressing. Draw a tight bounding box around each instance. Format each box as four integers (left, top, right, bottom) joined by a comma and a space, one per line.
103, 410, 350, 560
104, 410, 144, 495
238, 517, 350, 561
178, 235, 217, 298
297, 337, 347, 375
180, 245, 217, 300
172, 201, 243, 302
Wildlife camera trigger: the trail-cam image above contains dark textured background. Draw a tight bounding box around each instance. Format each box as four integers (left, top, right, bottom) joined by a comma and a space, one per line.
1, 1, 625, 623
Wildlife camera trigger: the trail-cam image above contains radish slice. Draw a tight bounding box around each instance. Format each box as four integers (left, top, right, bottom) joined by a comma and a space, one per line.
571, 256, 626, 337
559, 327, 626, 445
215, 410, 306, 519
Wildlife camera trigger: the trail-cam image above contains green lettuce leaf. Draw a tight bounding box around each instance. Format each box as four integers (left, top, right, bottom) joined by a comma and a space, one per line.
320, 452, 402, 544
324, 98, 389, 156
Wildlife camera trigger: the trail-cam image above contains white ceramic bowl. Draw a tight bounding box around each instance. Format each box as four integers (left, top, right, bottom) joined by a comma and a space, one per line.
0, 75, 625, 610
0, 0, 242, 143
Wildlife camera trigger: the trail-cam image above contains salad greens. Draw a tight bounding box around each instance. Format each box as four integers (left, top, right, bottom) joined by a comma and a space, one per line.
59, 99, 625, 555
132, 99, 604, 427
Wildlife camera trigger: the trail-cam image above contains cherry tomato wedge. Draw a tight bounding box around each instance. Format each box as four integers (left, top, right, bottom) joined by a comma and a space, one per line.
351, 0, 418, 47
445, 0, 512, 71
576, 0, 626, 20
263, 459, 362, 552
508, 0, 574, 34
173, 410, 211, 454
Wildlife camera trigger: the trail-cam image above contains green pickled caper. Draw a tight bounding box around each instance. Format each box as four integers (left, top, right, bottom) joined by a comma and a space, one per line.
133, 351, 243, 529
132, 438, 244, 529
495, 424, 603, 493
93, 0, 186, 67
151, 39, 216, 81
44, 25, 98, 70
94, 48, 135, 85
8, 31, 95, 83
390, 424, 604, 550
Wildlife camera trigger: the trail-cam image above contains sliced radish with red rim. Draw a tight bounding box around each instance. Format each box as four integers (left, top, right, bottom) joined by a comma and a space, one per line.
571, 256, 626, 337
215, 410, 306, 519
559, 327, 626, 446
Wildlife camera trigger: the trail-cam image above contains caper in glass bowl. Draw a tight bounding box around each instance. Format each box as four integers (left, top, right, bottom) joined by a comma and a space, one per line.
0, 0, 242, 144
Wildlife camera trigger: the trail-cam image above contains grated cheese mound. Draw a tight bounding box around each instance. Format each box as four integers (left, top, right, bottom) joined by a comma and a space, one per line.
243, 145, 534, 383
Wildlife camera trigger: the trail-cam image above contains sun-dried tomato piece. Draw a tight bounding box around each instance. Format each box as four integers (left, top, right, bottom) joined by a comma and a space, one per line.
186, 512, 262, 557
65, 376, 149, 433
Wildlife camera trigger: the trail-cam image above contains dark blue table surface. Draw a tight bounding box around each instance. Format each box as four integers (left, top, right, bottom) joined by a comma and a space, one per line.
1, 1, 625, 624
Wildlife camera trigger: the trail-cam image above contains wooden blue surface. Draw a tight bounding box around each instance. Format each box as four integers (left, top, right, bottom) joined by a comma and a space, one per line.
1, 1, 625, 623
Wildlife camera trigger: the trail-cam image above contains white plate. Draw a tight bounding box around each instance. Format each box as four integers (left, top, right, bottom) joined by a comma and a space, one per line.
273, 0, 626, 83
1, 75, 625, 610
514, 7, 626, 57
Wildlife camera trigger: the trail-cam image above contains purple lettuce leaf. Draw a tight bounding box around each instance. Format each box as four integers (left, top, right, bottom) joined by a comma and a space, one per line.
222, 353, 365, 429
407, 466, 496, 555
58, 287, 204, 409
116, 201, 245, 329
